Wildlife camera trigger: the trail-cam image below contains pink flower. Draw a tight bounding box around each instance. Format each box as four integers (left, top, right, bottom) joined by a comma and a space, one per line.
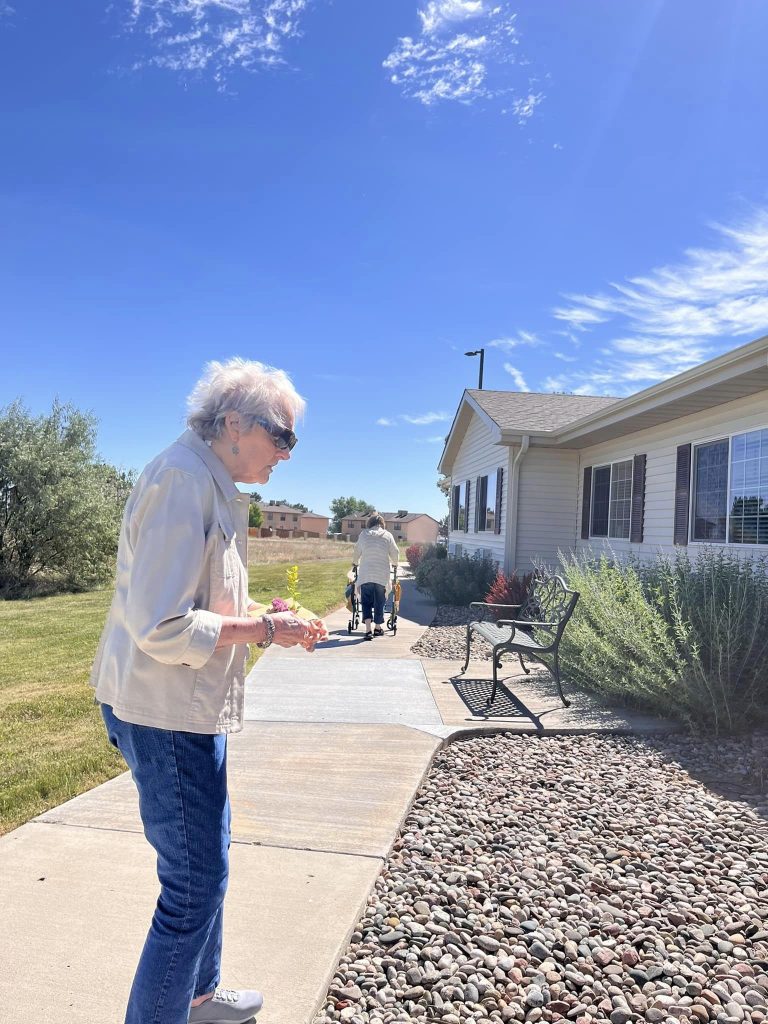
271, 597, 291, 612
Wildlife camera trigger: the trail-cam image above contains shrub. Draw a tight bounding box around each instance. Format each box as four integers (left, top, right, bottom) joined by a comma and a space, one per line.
639, 549, 768, 734
406, 543, 425, 569
557, 549, 768, 734
485, 569, 533, 619
415, 552, 497, 606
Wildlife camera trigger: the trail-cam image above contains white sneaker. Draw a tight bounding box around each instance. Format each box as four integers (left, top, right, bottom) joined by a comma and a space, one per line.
188, 988, 264, 1023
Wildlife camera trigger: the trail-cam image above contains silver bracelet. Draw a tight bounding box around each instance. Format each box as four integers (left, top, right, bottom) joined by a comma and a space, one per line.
256, 614, 275, 649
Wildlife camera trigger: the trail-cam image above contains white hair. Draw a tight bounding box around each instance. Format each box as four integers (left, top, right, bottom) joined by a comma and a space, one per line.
186, 358, 306, 441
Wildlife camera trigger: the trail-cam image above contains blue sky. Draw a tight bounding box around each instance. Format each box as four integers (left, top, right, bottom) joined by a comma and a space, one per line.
2, 0, 767, 522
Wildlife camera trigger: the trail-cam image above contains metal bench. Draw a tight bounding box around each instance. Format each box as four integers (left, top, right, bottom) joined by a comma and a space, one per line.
459, 574, 580, 709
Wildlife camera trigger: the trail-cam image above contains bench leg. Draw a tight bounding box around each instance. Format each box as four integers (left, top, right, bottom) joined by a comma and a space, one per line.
487, 648, 503, 708
460, 624, 472, 674
553, 650, 571, 708
518, 652, 530, 675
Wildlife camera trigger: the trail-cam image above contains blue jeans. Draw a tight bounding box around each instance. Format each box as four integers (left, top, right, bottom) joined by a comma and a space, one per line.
101, 704, 230, 1024
360, 582, 385, 625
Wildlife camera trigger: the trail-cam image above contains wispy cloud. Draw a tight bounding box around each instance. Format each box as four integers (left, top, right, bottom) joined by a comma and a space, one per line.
417, 434, 448, 444
125, 0, 311, 85
503, 363, 529, 391
375, 411, 451, 427
383, 0, 543, 116
488, 330, 542, 351
551, 305, 609, 332
540, 209, 768, 395
0, 2, 14, 16
400, 411, 451, 424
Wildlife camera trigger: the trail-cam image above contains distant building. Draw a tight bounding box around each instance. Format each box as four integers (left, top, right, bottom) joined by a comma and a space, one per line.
341, 511, 440, 545
256, 503, 329, 538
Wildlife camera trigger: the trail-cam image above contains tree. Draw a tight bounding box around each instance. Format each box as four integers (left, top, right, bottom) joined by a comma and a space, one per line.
248, 504, 263, 529
437, 475, 451, 536
329, 496, 374, 534
0, 399, 135, 597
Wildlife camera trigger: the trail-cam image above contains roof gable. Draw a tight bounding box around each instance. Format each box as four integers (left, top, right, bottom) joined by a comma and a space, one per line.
439, 390, 619, 474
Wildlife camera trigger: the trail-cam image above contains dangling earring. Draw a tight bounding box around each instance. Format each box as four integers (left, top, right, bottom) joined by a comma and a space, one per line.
232, 445, 240, 455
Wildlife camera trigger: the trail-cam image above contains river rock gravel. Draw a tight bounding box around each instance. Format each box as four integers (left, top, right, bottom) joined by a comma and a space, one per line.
313, 733, 768, 1024
411, 605, 495, 661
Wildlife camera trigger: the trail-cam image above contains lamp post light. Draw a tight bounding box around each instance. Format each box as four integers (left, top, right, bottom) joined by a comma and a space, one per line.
464, 348, 485, 389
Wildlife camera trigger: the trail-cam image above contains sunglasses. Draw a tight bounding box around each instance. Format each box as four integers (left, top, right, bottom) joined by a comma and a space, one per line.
253, 416, 298, 452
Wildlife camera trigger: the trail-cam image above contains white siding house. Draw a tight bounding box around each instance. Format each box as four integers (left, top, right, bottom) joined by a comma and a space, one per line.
439, 334, 768, 575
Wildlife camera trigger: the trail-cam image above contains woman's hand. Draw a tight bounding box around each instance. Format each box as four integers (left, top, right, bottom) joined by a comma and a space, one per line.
269, 612, 328, 651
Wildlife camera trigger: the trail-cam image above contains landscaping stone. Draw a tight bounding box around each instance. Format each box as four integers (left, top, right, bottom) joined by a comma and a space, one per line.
313, 733, 768, 1024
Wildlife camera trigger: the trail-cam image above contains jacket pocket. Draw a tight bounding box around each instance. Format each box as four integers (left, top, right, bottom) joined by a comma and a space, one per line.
210, 519, 247, 618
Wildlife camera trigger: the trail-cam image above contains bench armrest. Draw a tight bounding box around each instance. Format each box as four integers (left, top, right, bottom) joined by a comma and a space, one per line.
470, 602, 522, 611
497, 619, 559, 629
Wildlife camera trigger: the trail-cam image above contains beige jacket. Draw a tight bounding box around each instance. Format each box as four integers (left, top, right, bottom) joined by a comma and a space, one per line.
90, 430, 251, 734
354, 527, 399, 592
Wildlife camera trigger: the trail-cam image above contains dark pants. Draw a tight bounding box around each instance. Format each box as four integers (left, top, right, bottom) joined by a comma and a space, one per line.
101, 703, 230, 1024
360, 582, 386, 625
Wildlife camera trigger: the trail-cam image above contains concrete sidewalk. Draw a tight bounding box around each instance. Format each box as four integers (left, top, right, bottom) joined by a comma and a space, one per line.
1, 570, 677, 1024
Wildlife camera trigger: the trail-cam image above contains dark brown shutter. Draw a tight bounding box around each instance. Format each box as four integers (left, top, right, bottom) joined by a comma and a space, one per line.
630, 454, 646, 543
463, 480, 470, 533
494, 467, 504, 535
581, 467, 592, 540
674, 444, 691, 545
474, 476, 482, 532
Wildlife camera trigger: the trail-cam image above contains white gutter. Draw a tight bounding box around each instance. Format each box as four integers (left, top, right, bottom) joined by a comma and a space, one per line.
505, 434, 529, 575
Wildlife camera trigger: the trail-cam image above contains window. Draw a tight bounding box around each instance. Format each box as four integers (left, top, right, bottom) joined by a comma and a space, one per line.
293, 515, 299, 522
591, 460, 633, 539
692, 440, 728, 542
609, 460, 632, 538
485, 470, 497, 533
451, 484, 461, 530
280, 514, 286, 521
473, 471, 497, 532
729, 429, 768, 545
691, 429, 768, 545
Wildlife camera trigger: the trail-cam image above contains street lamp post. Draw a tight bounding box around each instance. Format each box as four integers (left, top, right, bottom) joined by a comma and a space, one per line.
464, 348, 485, 389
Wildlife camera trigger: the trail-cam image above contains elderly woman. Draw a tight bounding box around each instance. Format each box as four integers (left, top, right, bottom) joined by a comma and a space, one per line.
353, 513, 400, 639
91, 358, 327, 1024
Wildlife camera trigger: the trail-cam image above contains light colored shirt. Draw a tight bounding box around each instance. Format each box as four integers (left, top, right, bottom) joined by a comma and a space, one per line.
354, 527, 400, 590
90, 430, 251, 734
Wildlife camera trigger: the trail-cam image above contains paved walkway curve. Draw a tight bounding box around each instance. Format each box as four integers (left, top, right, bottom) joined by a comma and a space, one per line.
1, 568, 675, 1024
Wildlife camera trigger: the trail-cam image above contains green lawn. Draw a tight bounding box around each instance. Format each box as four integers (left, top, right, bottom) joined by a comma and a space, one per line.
0, 559, 349, 836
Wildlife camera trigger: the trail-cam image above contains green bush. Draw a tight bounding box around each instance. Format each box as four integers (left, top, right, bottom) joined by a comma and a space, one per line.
557, 549, 768, 734
639, 549, 768, 734
556, 553, 686, 718
415, 552, 496, 606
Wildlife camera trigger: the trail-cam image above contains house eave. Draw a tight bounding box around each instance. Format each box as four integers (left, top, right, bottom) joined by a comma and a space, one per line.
555, 338, 768, 449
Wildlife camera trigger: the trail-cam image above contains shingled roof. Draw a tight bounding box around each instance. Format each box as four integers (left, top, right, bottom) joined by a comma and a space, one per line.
468, 389, 619, 433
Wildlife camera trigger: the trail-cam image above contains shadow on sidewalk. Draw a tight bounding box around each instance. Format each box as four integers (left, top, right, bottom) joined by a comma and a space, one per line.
449, 674, 544, 732
396, 577, 436, 628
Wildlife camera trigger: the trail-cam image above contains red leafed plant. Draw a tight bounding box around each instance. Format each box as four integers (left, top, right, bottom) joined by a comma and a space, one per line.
406, 543, 425, 569
485, 569, 533, 620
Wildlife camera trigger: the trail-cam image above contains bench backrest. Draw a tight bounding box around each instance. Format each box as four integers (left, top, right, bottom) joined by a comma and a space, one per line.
518, 574, 579, 643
